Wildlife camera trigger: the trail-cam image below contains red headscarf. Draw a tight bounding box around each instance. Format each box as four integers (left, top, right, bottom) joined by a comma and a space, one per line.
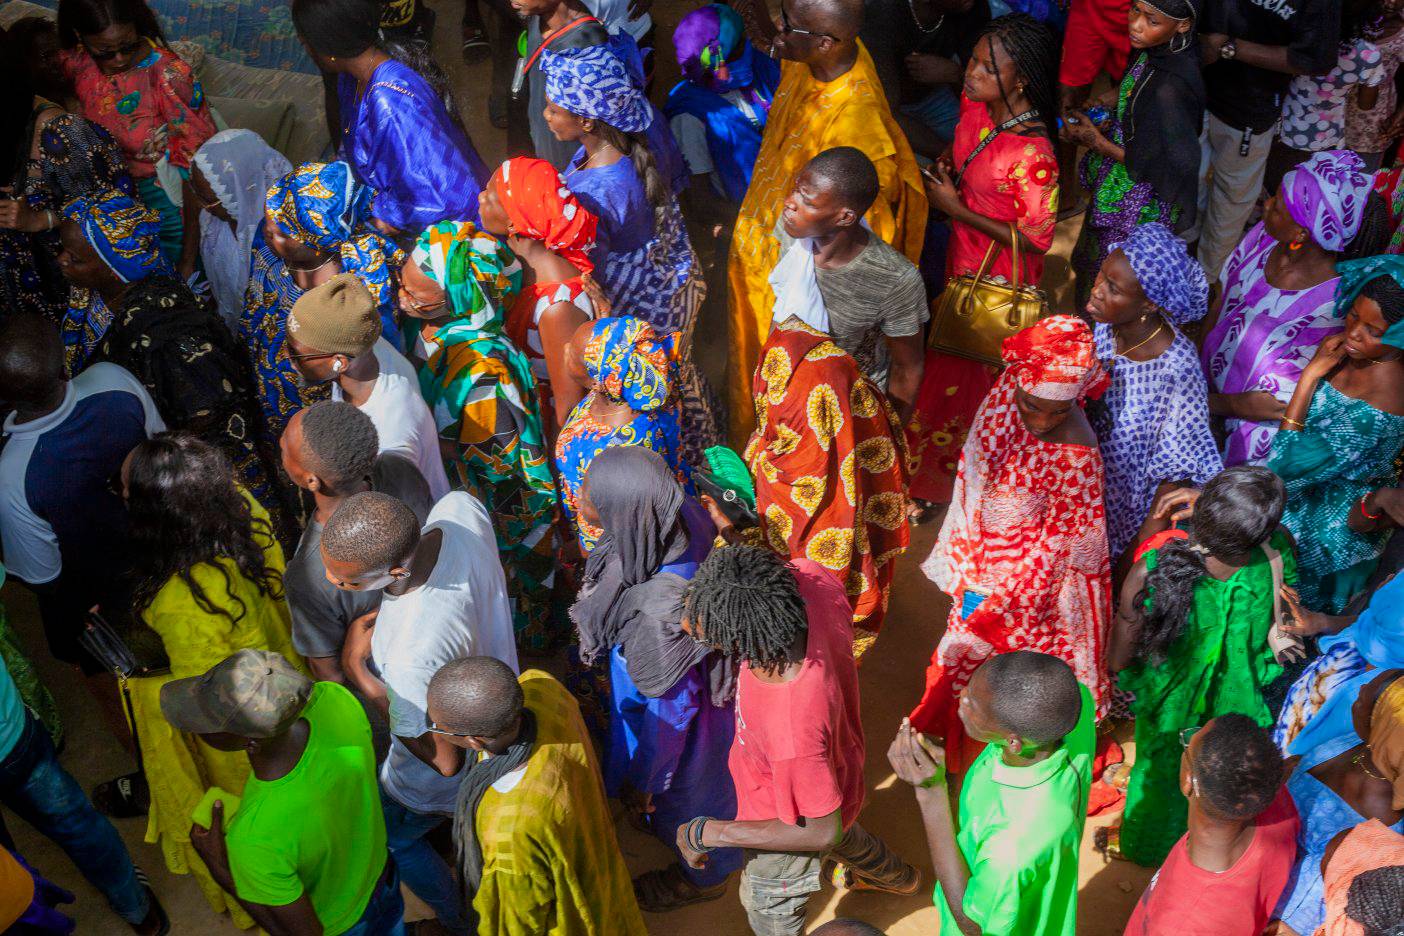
1001, 315, 1110, 403
490, 157, 598, 276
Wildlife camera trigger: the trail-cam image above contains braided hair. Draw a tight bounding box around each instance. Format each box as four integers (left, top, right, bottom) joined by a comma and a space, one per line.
1134, 467, 1286, 664
683, 545, 808, 670
1347, 866, 1404, 936
1344, 192, 1392, 260
593, 121, 677, 253
1362, 271, 1404, 324
978, 14, 1060, 145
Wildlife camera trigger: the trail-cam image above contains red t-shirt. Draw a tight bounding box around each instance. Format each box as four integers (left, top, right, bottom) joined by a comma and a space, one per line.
727, 559, 867, 829
1124, 788, 1301, 936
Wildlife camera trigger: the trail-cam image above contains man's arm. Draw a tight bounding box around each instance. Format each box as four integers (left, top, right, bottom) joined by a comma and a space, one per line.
189, 803, 325, 936
305, 655, 345, 684
339, 611, 388, 716
884, 333, 925, 425
398, 730, 467, 778
677, 810, 843, 868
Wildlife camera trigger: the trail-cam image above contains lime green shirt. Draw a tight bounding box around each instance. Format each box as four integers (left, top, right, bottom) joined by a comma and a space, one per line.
937, 684, 1095, 936
226, 682, 386, 935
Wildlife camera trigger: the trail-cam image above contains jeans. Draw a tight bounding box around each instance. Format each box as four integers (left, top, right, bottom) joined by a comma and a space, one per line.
340, 858, 407, 936
0, 713, 148, 924
380, 792, 469, 935
739, 823, 917, 936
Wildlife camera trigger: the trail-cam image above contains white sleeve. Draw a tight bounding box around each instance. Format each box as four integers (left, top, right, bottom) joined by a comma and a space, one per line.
0, 449, 61, 585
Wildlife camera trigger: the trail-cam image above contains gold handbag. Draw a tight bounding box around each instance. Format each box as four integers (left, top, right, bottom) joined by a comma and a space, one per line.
928, 222, 1049, 366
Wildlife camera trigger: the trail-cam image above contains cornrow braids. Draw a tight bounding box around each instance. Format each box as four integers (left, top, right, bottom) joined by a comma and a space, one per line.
1347, 865, 1404, 936
684, 545, 808, 670
1344, 191, 1391, 260
594, 121, 676, 254
980, 13, 1060, 146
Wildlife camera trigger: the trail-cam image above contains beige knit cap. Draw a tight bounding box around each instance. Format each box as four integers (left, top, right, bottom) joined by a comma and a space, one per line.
287, 273, 380, 356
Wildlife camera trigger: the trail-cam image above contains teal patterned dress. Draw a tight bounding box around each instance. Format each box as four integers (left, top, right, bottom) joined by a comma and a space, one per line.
1267, 380, 1404, 613
1071, 54, 1181, 309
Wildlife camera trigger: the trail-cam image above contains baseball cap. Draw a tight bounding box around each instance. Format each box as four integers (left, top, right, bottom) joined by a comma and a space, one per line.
287, 272, 380, 357
160, 649, 313, 739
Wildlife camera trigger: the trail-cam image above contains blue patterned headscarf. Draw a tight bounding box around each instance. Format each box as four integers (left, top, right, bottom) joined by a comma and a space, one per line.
62, 189, 172, 284
265, 161, 405, 341
1335, 254, 1404, 349
583, 316, 679, 412
1114, 222, 1209, 325
540, 44, 652, 134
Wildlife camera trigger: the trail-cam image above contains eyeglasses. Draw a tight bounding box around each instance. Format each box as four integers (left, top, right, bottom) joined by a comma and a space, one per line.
426, 722, 475, 738
779, 5, 836, 39
1179, 725, 1201, 749
284, 349, 338, 363
395, 274, 447, 316
83, 37, 146, 61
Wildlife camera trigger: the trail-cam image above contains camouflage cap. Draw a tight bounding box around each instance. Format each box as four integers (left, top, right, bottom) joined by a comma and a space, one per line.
160, 649, 313, 740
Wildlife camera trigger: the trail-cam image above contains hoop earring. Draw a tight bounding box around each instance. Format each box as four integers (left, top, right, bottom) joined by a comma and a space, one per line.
1168, 31, 1190, 53
1289, 239, 1304, 251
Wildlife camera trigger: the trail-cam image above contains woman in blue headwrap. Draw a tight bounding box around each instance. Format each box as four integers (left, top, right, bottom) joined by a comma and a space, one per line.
664, 4, 780, 208
1266, 255, 1404, 614
242, 161, 404, 443
1085, 222, 1222, 563
541, 44, 720, 468
554, 315, 691, 552
56, 186, 171, 373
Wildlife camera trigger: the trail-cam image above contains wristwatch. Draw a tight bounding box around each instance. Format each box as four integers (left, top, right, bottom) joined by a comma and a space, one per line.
1220, 38, 1238, 60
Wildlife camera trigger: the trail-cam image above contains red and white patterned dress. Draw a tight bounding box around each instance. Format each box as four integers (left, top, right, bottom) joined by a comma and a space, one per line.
908, 369, 1111, 768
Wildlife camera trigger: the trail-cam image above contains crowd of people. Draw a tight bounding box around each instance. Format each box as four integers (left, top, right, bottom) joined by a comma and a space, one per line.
1, 0, 1404, 930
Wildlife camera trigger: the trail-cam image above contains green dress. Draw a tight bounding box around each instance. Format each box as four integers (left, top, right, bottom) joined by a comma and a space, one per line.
1118, 530, 1292, 866
1267, 380, 1404, 614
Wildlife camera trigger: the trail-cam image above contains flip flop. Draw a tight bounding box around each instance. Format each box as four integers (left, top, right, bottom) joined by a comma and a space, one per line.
92, 772, 149, 819
461, 30, 490, 64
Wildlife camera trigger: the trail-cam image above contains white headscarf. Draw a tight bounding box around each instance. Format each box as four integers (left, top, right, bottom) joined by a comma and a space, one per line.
193, 130, 292, 330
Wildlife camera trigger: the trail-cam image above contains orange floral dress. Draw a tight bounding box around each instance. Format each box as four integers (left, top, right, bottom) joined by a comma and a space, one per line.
745, 317, 910, 658
906, 96, 1059, 503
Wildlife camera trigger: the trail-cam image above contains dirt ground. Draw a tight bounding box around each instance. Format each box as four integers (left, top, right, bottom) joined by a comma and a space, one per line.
0, 1, 1152, 931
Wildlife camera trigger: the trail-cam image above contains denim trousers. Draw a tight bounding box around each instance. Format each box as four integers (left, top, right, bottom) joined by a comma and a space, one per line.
0, 713, 148, 924
341, 858, 407, 936
379, 792, 469, 935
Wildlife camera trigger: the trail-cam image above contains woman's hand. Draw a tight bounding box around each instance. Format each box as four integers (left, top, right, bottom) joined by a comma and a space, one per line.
1277, 586, 1335, 638
921, 162, 963, 216
0, 195, 51, 233
1151, 486, 1201, 526
1303, 333, 1348, 379
700, 494, 742, 545
1059, 110, 1105, 150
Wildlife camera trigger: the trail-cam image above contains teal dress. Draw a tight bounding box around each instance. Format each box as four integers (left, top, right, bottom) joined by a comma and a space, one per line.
1267, 380, 1404, 614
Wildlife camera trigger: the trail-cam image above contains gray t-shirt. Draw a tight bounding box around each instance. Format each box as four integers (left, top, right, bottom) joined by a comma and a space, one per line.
776, 229, 928, 388
283, 453, 434, 660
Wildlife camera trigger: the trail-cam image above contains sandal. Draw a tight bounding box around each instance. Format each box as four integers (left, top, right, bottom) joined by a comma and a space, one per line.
634, 865, 727, 912
829, 860, 922, 896
907, 499, 942, 525
93, 772, 149, 819
461, 30, 490, 64
130, 881, 170, 936
1093, 824, 1131, 862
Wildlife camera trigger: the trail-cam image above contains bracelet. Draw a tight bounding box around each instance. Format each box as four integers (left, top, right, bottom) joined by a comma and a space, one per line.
1281, 417, 1305, 429
1360, 493, 1382, 521
687, 816, 715, 854
919, 762, 948, 789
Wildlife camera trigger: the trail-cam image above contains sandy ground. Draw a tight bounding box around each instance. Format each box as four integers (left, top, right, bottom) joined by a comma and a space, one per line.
0, 1, 1152, 931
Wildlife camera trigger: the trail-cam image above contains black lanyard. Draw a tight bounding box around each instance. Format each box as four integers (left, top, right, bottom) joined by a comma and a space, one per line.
954, 109, 1037, 187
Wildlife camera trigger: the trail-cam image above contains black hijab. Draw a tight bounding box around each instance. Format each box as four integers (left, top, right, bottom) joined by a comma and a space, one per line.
569, 446, 734, 705
1122, 0, 1205, 230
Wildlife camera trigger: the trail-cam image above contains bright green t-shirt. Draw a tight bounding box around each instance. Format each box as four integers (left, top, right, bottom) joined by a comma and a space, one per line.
936, 683, 1095, 936
226, 682, 387, 935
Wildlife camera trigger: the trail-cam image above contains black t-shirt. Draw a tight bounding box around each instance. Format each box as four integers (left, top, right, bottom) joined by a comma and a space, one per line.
861, 0, 991, 107
1201, 0, 1341, 133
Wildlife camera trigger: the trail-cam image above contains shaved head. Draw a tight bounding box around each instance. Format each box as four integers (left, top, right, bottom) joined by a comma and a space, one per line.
792, 0, 863, 40
0, 315, 64, 410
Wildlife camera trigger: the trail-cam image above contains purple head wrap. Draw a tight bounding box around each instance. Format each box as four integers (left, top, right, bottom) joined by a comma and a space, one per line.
673, 4, 745, 88
1113, 222, 1209, 325
1280, 149, 1371, 253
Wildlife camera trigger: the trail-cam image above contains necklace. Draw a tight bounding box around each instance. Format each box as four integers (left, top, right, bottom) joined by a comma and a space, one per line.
907, 0, 945, 33
1116, 321, 1165, 357
1355, 749, 1387, 781
568, 143, 618, 176
286, 254, 337, 275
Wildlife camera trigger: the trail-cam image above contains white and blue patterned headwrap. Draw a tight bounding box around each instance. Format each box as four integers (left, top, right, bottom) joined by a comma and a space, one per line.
1113, 222, 1209, 325
540, 44, 652, 134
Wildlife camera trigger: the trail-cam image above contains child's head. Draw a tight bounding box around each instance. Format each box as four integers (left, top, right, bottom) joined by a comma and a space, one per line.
1191, 466, 1286, 561
781, 147, 879, 240
1127, 0, 1195, 52
1346, 866, 1404, 936
1181, 714, 1284, 822
960, 652, 1082, 758
57, 0, 164, 74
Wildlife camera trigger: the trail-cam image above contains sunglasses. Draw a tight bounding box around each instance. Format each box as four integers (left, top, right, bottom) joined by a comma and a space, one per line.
426, 722, 475, 738
83, 37, 146, 61
779, 5, 836, 39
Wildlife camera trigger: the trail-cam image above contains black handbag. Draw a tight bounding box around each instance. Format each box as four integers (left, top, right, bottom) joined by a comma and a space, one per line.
78, 612, 169, 780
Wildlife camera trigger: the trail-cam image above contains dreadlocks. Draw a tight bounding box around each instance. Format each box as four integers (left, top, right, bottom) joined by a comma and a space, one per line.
1346, 865, 1404, 936
684, 545, 808, 670
980, 14, 1060, 146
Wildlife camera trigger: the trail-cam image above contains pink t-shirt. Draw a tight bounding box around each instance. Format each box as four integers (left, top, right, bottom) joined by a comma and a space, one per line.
728, 559, 866, 829
1124, 788, 1301, 936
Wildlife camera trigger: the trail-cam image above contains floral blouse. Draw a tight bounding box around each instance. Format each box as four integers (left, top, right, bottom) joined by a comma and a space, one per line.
60, 41, 217, 179
1279, 38, 1383, 152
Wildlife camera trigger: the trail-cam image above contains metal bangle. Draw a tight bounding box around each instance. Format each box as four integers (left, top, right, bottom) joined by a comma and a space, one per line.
688, 816, 715, 854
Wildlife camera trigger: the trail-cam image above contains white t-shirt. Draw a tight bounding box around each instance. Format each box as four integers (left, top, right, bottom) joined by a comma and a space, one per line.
373, 492, 519, 814
333, 338, 450, 501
